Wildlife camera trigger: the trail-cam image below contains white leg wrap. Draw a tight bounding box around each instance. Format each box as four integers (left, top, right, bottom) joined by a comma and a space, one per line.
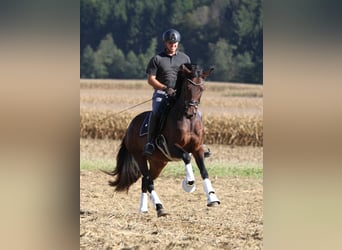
185, 163, 195, 182
203, 178, 220, 205
182, 179, 196, 193
150, 190, 162, 208
203, 178, 215, 194
139, 192, 148, 213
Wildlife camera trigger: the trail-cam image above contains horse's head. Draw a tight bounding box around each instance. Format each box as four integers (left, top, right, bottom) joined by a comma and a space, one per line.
178, 63, 214, 118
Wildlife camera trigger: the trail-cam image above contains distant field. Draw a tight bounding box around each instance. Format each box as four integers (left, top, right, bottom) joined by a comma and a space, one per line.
80, 79, 263, 146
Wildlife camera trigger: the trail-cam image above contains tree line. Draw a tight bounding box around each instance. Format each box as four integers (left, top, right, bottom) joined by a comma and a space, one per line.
81, 0, 262, 84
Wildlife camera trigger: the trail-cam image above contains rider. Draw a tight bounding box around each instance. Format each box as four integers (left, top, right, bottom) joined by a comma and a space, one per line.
143, 29, 210, 157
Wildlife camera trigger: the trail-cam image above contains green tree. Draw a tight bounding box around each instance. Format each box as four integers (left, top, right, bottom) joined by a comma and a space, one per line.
80, 0, 263, 83
208, 39, 236, 81
125, 51, 141, 78
93, 34, 125, 78
140, 37, 157, 69
169, 0, 194, 25
235, 51, 254, 83
81, 45, 95, 78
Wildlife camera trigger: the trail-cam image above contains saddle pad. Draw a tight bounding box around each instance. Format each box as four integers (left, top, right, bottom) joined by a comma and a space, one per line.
139, 112, 151, 136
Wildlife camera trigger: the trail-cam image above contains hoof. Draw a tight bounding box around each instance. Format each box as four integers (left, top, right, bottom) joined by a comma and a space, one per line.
139, 205, 148, 213
207, 193, 220, 207
157, 208, 168, 217
207, 201, 220, 207
182, 179, 196, 193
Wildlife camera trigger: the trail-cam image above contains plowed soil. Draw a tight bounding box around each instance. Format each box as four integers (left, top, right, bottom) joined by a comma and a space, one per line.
80, 171, 262, 249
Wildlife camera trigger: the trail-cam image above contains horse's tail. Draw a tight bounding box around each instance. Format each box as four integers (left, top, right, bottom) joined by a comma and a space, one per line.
102, 138, 141, 192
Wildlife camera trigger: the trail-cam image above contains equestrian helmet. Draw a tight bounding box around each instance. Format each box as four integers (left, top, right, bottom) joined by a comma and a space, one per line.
162, 29, 181, 43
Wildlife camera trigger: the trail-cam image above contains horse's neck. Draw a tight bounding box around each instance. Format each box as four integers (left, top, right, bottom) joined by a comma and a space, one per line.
171, 92, 186, 119
170, 77, 191, 120
168, 104, 180, 122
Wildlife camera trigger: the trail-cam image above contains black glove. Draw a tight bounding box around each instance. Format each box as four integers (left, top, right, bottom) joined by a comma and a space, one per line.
164, 87, 176, 96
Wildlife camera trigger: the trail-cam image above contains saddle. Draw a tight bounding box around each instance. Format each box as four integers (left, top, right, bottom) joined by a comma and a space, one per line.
139, 95, 174, 137
139, 112, 179, 160
138, 111, 168, 138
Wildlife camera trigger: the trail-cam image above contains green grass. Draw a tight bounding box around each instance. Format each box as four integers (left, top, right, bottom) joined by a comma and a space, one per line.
161, 161, 262, 178
80, 159, 115, 171
80, 159, 263, 179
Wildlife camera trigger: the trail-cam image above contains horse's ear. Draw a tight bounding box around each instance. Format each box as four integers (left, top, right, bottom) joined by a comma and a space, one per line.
180, 64, 192, 74
202, 67, 214, 78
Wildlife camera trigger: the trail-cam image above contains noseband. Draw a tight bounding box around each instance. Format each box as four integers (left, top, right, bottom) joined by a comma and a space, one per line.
184, 78, 204, 119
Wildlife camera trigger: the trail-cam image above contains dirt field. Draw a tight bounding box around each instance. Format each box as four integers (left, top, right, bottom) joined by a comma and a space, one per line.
80, 140, 263, 249
80, 171, 262, 250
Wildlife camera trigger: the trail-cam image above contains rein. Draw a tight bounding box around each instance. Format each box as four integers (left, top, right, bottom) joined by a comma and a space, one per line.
117, 98, 152, 114
187, 78, 204, 86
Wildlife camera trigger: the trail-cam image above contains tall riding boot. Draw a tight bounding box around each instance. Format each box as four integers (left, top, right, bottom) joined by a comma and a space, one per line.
143, 112, 158, 156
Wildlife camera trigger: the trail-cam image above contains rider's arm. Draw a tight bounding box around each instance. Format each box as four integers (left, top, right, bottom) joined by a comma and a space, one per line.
147, 74, 168, 91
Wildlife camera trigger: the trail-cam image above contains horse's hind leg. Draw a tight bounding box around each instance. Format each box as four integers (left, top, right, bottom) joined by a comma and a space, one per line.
139, 178, 149, 213
142, 175, 168, 217
139, 159, 168, 217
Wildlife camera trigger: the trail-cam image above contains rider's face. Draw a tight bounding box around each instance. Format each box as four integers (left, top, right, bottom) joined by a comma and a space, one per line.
165, 42, 178, 55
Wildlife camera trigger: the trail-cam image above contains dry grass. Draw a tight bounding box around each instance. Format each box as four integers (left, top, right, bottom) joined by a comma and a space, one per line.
80, 80, 263, 146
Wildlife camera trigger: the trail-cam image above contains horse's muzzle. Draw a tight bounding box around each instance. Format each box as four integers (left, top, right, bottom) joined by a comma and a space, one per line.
184, 100, 199, 119
185, 106, 197, 119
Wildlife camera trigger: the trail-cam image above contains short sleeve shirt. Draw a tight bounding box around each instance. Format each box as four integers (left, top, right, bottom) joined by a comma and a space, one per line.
146, 50, 191, 89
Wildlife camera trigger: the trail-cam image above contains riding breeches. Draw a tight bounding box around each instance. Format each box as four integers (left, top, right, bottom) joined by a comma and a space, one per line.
152, 90, 168, 115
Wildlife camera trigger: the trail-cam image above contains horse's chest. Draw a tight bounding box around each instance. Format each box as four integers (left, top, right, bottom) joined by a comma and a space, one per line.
176, 120, 202, 141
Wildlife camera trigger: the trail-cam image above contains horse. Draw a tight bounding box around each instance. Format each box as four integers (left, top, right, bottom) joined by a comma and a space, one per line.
103, 63, 220, 217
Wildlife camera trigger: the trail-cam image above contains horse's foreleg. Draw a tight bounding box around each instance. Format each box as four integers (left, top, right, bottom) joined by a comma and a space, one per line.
193, 154, 220, 206
174, 144, 196, 193
203, 178, 220, 206
182, 153, 196, 193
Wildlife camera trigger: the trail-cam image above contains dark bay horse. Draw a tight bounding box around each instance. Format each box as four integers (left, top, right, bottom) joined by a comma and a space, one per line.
104, 63, 220, 217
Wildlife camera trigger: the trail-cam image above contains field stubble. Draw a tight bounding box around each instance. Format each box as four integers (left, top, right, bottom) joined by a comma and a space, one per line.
80, 170, 263, 249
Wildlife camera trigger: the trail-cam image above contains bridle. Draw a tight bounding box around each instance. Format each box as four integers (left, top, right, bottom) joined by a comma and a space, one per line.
177, 63, 213, 119
184, 78, 204, 119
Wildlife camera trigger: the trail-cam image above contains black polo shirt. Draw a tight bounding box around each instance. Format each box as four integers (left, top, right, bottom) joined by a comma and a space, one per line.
146, 50, 191, 89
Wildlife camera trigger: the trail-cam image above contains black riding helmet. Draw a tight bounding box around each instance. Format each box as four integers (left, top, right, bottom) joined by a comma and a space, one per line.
162, 29, 181, 43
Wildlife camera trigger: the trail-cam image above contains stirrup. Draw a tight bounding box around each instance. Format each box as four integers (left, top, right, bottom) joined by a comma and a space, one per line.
204, 149, 211, 158
203, 145, 211, 158
143, 142, 155, 156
